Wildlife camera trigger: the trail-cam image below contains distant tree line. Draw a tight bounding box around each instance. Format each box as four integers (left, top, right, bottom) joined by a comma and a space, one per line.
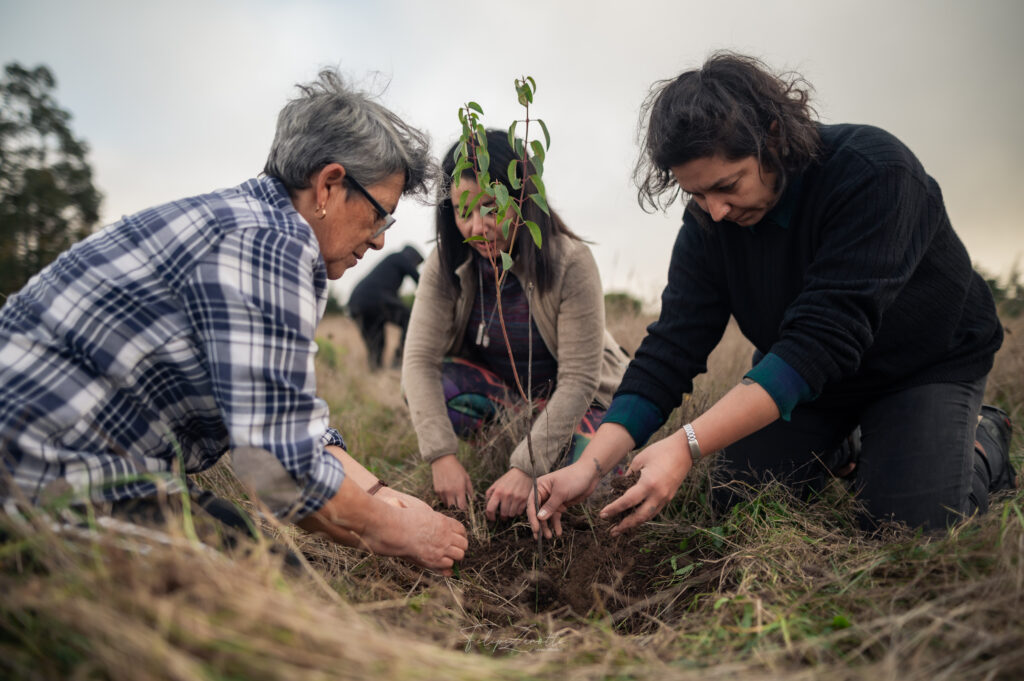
0, 62, 101, 299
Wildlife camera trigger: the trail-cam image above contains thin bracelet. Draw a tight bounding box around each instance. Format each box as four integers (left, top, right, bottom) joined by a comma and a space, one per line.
367, 480, 388, 496
682, 423, 702, 461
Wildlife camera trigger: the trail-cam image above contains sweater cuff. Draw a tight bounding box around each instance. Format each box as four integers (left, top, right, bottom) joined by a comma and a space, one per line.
744, 352, 814, 421
603, 394, 666, 447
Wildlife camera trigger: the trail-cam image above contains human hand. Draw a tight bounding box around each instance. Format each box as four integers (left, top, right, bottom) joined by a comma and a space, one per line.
431, 454, 473, 510
527, 459, 603, 539
366, 503, 469, 575
599, 430, 692, 536
296, 476, 468, 575
377, 485, 433, 512
485, 468, 534, 521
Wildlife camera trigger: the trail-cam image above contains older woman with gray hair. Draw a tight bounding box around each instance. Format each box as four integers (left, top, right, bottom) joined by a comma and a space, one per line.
0, 69, 467, 573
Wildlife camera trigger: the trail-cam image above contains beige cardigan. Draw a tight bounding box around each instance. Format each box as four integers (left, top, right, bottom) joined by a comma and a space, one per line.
402, 236, 628, 475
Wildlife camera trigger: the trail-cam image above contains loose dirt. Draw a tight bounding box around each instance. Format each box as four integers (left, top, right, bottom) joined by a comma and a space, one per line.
444, 474, 717, 631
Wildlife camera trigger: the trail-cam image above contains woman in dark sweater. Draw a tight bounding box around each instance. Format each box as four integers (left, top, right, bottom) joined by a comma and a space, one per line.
529, 52, 1015, 538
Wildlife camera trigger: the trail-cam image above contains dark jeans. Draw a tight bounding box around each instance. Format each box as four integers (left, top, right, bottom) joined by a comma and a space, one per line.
109, 489, 260, 539
716, 377, 989, 530
352, 298, 411, 370
75, 489, 301, 568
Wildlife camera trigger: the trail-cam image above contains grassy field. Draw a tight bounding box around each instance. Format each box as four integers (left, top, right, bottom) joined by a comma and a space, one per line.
2, 307, 1022, 680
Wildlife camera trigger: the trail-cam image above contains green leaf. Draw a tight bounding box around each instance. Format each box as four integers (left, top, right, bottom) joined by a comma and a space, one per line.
529, 192, 550, 215
467, 101, 483, 114
525, 220, 542, 248
452, 157, 471, 182
538, 118, 550, 150
457, 108, 466, 125
500, 216, 511, 239
530, 155, 543, 177
830, 615, 852, 630
507, 120, 518, 150
514, 138, 525, 157
507, 159, 521, 190
516, 84, 529, 107
714, 597, 730, 611
477, 147, 489, 174
480, 205, 493, 216
526, 75, 536, 93
457, 189, 470, 215
530, 139, 545, 163
710, 526, 724, 550
462, 190, 486, 219
673, 563, 695, 578
494, 183, 510, 209
530, 173, 547, 200
463, 235, 488, 242
500, 251, 514, 271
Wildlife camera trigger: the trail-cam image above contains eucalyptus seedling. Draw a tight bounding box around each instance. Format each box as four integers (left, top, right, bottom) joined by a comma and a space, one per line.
453, 76, 551, 562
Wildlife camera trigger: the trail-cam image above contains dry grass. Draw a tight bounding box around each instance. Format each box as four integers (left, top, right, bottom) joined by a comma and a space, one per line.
2, 308, 1023, 681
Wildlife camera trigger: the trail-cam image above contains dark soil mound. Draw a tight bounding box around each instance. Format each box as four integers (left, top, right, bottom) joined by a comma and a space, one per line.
458, 512, 657, 616
446, 488, 717, 631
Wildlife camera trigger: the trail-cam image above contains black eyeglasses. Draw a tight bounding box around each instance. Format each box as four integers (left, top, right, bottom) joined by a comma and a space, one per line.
345, 175, 397, 238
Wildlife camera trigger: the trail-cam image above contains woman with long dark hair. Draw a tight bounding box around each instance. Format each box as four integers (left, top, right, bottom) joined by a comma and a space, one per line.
529, 52, 1015, 538
403, 130, 628, 521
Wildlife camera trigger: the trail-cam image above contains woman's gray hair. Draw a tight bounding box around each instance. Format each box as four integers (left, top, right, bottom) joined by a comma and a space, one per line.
264, 68, 435, 197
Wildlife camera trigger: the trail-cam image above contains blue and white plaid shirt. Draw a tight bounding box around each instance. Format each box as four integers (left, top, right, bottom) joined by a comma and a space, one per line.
0, 177, 346, 518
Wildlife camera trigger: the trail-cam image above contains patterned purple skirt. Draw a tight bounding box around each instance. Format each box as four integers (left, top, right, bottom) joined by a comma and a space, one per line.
441, 357, 605, 466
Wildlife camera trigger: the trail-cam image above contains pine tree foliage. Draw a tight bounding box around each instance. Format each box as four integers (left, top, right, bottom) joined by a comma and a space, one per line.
0, 63, 102, 297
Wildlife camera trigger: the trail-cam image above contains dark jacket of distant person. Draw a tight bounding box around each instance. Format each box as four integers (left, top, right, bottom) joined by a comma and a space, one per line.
347, 245, 423, 314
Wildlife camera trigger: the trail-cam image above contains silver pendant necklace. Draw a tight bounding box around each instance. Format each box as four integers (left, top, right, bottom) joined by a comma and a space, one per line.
475, 267, 502, 348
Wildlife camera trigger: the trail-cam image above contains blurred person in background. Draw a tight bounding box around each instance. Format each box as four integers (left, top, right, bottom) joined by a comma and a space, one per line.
530, 52, 1015, 539
347, 244, 423, 370
0, 68, 466, 573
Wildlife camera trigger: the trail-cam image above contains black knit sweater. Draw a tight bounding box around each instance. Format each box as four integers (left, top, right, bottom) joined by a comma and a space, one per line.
617, 124, 1003, 418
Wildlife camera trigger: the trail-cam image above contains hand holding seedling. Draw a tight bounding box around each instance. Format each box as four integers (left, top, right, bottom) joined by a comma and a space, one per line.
528, 422, 638, 538
431, 454, 474, 510
485, 467, 533, 520
527, 461, 602, 538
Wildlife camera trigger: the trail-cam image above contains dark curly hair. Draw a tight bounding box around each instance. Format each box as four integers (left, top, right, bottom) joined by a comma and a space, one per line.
436, 129, 580, 295
635, 52, 821, 212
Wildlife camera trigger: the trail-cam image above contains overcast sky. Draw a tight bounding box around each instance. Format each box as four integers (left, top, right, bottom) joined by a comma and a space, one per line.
2, 0, 1021, 303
